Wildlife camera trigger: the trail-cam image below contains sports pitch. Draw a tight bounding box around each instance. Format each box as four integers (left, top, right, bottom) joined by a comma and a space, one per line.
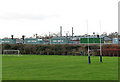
2, 55, 118, 80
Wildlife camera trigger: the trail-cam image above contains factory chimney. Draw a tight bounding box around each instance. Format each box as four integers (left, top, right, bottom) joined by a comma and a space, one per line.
60, 26, 62, 37
72, 27, 74, 38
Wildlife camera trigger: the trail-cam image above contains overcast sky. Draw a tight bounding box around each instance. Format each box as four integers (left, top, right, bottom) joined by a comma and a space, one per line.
0, 0, 119, 38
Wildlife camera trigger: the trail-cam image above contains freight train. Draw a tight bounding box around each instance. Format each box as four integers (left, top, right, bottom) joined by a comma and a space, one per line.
0, 36, 118, 44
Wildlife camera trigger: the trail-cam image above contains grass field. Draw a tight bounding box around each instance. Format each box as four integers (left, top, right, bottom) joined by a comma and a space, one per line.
2, 55, 118, 80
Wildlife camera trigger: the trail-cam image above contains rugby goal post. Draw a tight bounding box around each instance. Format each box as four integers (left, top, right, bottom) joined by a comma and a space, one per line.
3, 50, 20, 56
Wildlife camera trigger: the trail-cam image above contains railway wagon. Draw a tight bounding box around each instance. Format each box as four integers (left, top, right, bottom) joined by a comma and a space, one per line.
24, 38, 43, 44
1, 38, 16, 44
80, 38, 104, 44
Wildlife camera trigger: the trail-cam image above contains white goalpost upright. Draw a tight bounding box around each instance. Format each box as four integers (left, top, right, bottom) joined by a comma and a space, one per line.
3, 50, 20, 56
99, 21, 102, 63
87, 20, 91, 64
0, 39, 2, 82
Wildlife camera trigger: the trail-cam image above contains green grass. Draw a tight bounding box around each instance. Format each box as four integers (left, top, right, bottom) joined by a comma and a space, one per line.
2, 55, 118, 80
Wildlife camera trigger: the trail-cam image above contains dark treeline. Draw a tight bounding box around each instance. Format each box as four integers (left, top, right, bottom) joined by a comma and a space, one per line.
2, 44, 120, 56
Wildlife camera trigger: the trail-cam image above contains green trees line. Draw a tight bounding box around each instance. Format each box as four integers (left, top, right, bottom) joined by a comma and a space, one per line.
2, 44, 120, 56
